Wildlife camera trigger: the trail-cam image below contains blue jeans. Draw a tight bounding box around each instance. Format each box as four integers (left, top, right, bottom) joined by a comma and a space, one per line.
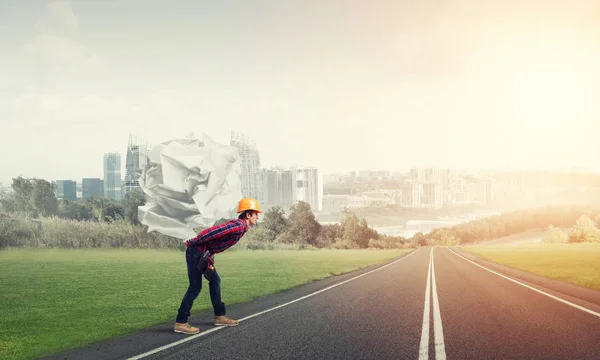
176, 246, 226, 323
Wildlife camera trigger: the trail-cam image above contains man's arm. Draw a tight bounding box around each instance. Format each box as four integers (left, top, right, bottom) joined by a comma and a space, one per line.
185, 221, 245, 248
186, 225, 223, 248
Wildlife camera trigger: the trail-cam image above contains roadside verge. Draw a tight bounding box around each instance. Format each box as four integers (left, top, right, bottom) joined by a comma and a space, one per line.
451, 246, 600, 307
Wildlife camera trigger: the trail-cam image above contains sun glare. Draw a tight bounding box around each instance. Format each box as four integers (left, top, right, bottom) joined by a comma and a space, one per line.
516, 67, 586, 129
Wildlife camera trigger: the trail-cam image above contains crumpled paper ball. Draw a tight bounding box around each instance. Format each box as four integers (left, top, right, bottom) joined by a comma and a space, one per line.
137, 133, 243, 240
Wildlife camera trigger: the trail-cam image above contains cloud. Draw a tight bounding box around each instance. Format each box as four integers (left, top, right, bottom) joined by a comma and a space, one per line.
46, 0, 79, 33
6, 0, 119, 132
16, 0, 107, 90
0, 73, 8, 91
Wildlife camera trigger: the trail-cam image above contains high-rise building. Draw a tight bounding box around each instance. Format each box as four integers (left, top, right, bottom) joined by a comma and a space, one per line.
402, 180, 422, 208
103, 153, 122, 201
410, 168, 424, 182
468, 181, 489, 204
123, 134, 148, 198
82, 178, 104, 199
296, 167, 321, 212
55, 180, 77, 201
281, 169, 296, 210
76, 181, 82, 199
261, 168, 283, 207
230, 131, 262, 201
422, 182, 443, 209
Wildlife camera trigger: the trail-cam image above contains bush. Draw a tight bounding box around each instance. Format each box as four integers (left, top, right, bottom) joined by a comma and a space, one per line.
0, 218, 41, 248
541, 225, 567, 244
368, 238, 388, 249
568, 215, 600, 243
237, 226, 277, 250
331, 238, 360, 249
0, 216, 184, 249
311, 235, 330, 248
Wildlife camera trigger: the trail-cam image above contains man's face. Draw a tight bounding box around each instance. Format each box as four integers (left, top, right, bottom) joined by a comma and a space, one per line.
247, 211, 259, 226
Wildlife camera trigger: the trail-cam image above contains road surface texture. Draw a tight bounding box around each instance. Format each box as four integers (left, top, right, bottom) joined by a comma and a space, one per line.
45, 247, 600, 360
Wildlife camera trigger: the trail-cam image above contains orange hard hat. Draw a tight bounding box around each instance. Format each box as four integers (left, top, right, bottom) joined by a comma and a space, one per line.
237, 197, 262, 213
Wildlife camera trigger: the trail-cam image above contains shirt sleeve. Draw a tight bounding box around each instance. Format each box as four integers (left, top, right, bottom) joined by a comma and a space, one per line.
186, 221, 246, 247
187, 226, 222, 247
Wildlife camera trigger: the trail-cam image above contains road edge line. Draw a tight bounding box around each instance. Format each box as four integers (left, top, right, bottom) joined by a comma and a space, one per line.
447, 247, 600, 319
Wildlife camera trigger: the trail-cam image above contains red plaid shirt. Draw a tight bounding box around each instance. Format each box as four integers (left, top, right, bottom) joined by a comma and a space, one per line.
185, 219, 248, 255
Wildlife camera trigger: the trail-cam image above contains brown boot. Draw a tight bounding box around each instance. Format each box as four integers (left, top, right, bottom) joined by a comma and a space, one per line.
214, 315, 239, 326
174, 322, 200, 335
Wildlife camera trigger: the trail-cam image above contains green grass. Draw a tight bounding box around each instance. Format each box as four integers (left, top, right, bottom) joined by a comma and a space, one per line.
0, 248, 411, 360
462, 243, 600, 290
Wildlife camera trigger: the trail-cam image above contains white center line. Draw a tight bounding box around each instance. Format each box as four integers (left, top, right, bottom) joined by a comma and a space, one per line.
418, 248, 432, 360
127, 248, 420, 360
419, 247, 447, 360
431, 247, 447, 360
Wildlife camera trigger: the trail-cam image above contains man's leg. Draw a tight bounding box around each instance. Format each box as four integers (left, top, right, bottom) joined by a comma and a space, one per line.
210, 269, 239, 326
175, 247, 203, 334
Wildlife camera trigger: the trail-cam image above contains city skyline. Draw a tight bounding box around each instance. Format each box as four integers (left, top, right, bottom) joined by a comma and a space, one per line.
2, 1, 600, 185
1, 145, 598, 188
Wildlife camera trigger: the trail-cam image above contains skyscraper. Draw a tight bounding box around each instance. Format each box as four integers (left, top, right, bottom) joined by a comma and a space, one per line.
103, 152, 122, 201
123, 134, 148, 197
281, 168, 296, 210
230, 131, 262, 201
296, 167, 321, 212
55, 180, 77, 200
261, 168, 283, 207
422, 182, 443, 209
82, 178, 103, 199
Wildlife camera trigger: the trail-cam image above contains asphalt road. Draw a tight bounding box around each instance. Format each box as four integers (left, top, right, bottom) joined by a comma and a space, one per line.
46, 247, 600, 360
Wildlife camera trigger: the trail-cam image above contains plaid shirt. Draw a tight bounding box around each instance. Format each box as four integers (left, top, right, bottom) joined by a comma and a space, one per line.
185, 219, 248, 255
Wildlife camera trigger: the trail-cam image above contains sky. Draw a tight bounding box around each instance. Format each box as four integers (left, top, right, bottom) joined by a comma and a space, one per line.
1, 0, 600, 184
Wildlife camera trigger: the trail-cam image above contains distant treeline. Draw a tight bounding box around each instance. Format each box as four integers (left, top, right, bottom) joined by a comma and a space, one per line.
3, 176, 600, 250
425, 204, 600, 245
0, 176, 408, 250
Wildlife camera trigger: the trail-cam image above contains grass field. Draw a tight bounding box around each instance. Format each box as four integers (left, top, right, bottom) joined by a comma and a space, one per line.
0, 248, 411, 360
461, 243, 600, 290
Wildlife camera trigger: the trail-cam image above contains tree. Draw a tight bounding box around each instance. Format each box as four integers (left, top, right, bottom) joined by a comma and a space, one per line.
261, 206, 289, 241
58, 199, 93, 221
337, 210, 382, 248
0, 183, 16, 212
412, 232, 428, 246
87, 197, 125, 223
9, 177, 58, 217
341, 211, 360, 244
285, 201, 321, 245
357, 218, 377, 248
124, 188, 146, 225
31, 179, 58, 216
238, 226, 276, 249
320, 223, 343, 243
11, 176, 35, 215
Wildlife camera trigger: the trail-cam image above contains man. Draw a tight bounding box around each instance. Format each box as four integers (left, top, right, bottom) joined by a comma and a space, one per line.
174, 197, 261, 335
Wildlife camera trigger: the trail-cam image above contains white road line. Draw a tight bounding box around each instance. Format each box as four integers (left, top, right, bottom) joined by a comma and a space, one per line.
431, 248, 447, 360
418, 248, 432, 360
419, 248, 447, 360
447, 247, 600, 319
126, 249, 420, 360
